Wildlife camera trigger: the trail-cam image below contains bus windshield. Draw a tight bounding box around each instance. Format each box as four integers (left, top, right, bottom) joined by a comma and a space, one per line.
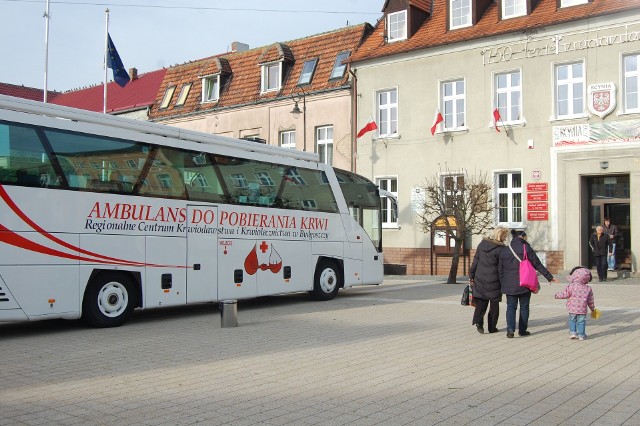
333, 168, 382, 252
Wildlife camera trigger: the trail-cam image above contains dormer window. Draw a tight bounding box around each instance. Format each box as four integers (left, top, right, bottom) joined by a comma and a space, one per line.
202, 75, 220, 103
261, 62, 282, 93
298, 58, 318, 85
388, 10, 407, 42
503, 0, 526, 19
330, 51, 350, 80
159, 86, 175, 109
450, 0, 471, 29
561, 0, 588, 6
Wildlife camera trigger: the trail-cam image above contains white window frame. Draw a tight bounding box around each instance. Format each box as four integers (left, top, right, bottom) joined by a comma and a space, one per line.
450, 0, 471, 29
316, 126, 333, 165
261, 62, 282, 93
502, 0, 526, 19
377, 177, 398, 228
554, 61, 586, 120
301, 199, 317, 210
495, 69, 523, 124
175, 83, 191, 107
157, 173, 173, 189
159, 86, 176, 109
202, 75, 220, 103
495, 170, 523, 227
561, 0, 588, 7
280, 130, 296, 149
255, 172, 275, 187
623, 52, 640, 113
298, 58, 318, 85
330, 52, 350, 80
387, 10, 407, 42
376, 88, 398, 138
231, 174, 248, 188
441, 79, 466, 131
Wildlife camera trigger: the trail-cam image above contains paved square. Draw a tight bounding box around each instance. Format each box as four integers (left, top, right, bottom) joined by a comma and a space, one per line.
1, 276, 639, 425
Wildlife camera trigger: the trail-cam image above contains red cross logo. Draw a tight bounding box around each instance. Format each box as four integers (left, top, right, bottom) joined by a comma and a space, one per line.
259, 241, 269, 253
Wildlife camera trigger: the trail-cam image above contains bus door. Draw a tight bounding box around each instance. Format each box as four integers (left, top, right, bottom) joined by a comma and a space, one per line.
186, 205, 218, 303
217, 238, 257, 300
256, 239, 311, 296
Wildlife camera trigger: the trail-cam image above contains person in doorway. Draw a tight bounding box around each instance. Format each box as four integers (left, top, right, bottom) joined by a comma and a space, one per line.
499, 230, 559, 338
469, 227, 509, 334
555, 266, 596, 341
589, 226, 612, 282
602, 217, 619, 271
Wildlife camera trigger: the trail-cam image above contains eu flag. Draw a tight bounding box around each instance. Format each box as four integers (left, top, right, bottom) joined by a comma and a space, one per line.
107, 33, 130, 88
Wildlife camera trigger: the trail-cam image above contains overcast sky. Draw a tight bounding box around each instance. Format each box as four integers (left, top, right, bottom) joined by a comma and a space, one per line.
0, 0, 382, 92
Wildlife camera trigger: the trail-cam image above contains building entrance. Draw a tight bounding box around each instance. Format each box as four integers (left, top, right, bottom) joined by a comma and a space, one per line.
586, 175, 631, 270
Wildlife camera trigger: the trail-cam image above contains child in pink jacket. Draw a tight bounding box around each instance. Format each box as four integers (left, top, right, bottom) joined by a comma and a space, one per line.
555, 267, 596, 341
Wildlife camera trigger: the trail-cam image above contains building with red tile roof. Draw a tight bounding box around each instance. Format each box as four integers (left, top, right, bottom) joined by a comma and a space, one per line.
51, 68, 166, 119
0, 83, 59, 102
349, 0, 640, 276
149, 24, 373, 171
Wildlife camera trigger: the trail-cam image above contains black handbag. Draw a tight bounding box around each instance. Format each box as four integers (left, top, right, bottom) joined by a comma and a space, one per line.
461, 284, 471, 306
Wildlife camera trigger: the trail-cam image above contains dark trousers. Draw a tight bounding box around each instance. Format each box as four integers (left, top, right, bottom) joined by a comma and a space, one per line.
594, 255, 608, 281
472, 297, 499, 331
506, 293, 531, 334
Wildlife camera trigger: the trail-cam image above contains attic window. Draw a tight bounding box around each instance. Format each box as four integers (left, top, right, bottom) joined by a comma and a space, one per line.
450, 0, 471, 29
503, 0, 526, 19
387, 10, 407, 42
159, 86, 176, 109
561, 0, 588, 6
298, 58, 318, 85
175, 83, 191, 107
261, 62, 282, 93
202, 75, 220, 103
330, 51, 350, 80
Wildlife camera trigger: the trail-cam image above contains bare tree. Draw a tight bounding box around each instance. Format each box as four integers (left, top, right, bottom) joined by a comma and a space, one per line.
417, 170, 495, 283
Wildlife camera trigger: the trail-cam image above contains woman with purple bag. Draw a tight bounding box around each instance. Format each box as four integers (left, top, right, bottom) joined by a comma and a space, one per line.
499, 230, 559, 338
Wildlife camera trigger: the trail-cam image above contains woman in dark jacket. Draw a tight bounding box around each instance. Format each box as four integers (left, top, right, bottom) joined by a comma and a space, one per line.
469, 227, 508, 334
499, 230, 559, 338
589, 225, 612, 282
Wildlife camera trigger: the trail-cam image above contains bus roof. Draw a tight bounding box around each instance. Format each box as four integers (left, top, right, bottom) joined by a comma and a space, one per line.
0, 94, 319, 163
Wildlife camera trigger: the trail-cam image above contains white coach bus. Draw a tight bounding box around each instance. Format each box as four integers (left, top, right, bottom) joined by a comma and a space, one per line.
0, 95, 383, 327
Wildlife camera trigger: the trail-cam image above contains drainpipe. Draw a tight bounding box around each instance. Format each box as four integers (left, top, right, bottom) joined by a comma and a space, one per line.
349, 68, 357, 173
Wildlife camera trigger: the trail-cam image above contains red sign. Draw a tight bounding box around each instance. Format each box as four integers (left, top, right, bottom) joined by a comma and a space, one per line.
526, 183, 548, 191
527, 192, 548, 201
527, 202, 548, 211
527, 211, 549, 221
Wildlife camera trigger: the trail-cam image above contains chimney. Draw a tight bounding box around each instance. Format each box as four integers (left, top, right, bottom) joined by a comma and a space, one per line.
129, 67, 138, 81
231, 42, 249, 53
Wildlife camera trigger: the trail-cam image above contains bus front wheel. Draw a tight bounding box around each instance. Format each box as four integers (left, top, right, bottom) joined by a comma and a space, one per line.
82, 272, 136, 327
311, 259, 341, 301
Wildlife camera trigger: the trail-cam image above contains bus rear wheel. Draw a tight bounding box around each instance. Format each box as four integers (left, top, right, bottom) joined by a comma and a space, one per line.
311, 259, 341, 301
82, 272, 135, 327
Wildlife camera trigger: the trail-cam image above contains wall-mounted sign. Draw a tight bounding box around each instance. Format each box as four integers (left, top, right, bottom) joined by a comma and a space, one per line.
588, 83, 616, 118
527, 211, 549, 221
526, 183, 548, 191
527, 202, 548, 211
527, 192, 548, 201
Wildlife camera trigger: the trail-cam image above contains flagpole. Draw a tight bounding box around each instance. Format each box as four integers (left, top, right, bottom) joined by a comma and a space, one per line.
103, 8, 109, 114
43, 0, 51, 103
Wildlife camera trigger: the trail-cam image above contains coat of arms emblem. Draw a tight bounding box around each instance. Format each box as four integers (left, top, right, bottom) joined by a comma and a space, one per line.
587, 83, 616, 118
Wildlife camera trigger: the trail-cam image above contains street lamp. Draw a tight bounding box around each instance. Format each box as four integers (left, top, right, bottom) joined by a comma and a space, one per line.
290, 87, 307, 152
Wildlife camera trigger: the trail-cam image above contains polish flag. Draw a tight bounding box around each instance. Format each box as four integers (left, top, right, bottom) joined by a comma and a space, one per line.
357, 116, 378, 138
493, 108, 502, 132
431, 109, 444, 136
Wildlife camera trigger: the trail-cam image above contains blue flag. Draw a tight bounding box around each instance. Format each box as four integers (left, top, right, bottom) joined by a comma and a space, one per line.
106, 33, 130, 88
